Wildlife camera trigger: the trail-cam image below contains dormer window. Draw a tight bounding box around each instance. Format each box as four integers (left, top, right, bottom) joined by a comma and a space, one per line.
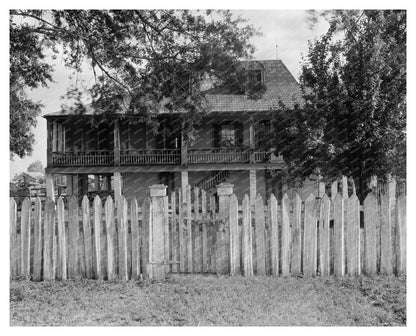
247, 69, 263, 87
244, 61, 265, 98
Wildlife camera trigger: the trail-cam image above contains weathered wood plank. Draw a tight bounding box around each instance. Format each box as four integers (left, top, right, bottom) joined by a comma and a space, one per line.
170, 192, 178, 273
364, 193, 377, 275
105, 196, 116, 281
342, 176, 348, 200
186, 185, 193, 273
331, 181, 338, 201
178, 189, 185, 273
291, 192, 302, 276
346, 193, 360, 275
130, 197, 140, 279
281, 193, 291, 276
242, 194, 253, 276
43, 198, 56, 281
254, 194, 266, 275
209, 196, 217, 273
229, 194, 239, 275
20, 197, 31, 278
32, 197, 42, 281
380, 192, 393, 275
93, 196, 102, 279
268, 194, 279, 276
193, 187, 200, 273
333, 193, 345, 276
68, 196, 79, 279
319, 194, 330, 276
395, 194, 406, 275
201, 190, 208, 273
303, 194, 317, 276
117, 196, 128, 280
82, 195, 93, 278
56, 197, 67, 280
10, 198, 18, 279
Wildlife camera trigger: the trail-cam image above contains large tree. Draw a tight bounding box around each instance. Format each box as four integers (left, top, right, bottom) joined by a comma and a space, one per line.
274, 10, 406, 196
10, 10, 258, 158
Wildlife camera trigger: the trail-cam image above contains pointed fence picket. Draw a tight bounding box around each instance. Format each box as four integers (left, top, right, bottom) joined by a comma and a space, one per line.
9, 176, 406, 281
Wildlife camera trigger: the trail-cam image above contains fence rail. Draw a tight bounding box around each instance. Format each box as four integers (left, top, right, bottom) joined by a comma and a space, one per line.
10, 181, 406, 282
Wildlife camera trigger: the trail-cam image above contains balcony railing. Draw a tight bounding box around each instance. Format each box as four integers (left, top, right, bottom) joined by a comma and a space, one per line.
120, 149, 181, 165
50, 148, 283, 167
188, 147, 250, 164
52, 151, 114, 166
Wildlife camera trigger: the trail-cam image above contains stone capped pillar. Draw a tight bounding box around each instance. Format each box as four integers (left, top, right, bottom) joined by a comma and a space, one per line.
148, 184, 168, 280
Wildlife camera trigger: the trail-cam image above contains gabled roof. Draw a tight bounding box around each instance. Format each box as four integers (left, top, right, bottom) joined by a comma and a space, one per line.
44, 59, 303, 117
13, 171, 44, 182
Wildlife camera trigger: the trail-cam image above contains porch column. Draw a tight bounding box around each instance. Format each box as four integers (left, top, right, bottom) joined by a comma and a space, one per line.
114, 119, 120, 165
66, 175, 73, 197
249, 170, 257, 206
249, 118, 255, 163
181, 132, 188, 165
113, 172, 122, 203
72, 175, 79, 197
47, 120, 52, 166
52, 121, 57, 152
181, 171, 188, 201
46, 174, 55, 201
249, 117, 255, 148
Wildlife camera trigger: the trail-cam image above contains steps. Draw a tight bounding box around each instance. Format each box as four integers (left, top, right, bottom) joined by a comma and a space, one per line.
196, 171, 229, 191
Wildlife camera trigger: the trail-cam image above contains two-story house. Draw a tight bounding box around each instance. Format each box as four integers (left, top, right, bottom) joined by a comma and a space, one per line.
43, 59, 303, 204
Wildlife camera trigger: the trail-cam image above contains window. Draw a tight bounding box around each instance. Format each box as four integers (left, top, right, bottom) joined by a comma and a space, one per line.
220, 124, 236, 147
248, 70, 263, 86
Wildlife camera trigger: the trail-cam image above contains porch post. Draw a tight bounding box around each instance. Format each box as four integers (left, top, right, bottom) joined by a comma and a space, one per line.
66, 175, 73, 197
46, 174, 55, 201
249, 170, 257, 207
181, 132, 188, 165
113, 172, 122, 203
181, 171, 188, 202
148, 184, 168, 280
52, 121, 57, 152
249, 118, 255, 163
72, 175, 79, 197
47, 119, 52, 166
114, 119, 120, 165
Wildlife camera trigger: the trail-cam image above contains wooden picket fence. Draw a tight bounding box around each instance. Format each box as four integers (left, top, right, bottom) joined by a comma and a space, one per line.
10, 183, 406, 281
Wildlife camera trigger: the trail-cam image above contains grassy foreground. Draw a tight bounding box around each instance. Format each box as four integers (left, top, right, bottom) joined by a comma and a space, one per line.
10, 274, 405, 326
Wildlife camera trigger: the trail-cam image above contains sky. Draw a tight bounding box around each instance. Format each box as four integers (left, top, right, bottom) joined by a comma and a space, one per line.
8, 9, 330, 179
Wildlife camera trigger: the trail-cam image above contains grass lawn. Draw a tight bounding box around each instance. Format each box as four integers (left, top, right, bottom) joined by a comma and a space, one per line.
10, 274, 406, 326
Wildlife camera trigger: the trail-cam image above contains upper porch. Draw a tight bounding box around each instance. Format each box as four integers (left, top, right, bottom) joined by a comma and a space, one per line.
45, 113, 284, 172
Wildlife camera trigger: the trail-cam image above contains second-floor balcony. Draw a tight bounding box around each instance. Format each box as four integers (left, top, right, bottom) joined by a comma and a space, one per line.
50, 147, 283, 167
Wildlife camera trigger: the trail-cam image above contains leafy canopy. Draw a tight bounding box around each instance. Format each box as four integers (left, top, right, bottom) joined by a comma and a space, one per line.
274, 10, 406, 190
10, 10, 259, 158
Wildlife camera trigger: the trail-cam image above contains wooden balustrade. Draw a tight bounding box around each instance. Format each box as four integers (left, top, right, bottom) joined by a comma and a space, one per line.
120, 149, 181, 165
52, 151, 114, 166
50, 148, 278, 167
188, 147, 250, 164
